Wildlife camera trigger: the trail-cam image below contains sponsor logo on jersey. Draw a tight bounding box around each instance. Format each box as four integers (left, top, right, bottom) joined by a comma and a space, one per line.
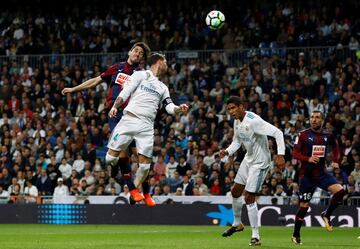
312, 145, 325, 157
140, 84, 161, 97
115, 73, 131, 87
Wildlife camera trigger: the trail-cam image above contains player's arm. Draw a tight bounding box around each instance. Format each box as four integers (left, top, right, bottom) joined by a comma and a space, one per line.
251, 116, 285, 154
162, 88, 189, 115
61, 76, 102, 95
292, 132, 311, 162
251, 115, 285, 167
61, 63, 119, 95
220, 122, 241, 157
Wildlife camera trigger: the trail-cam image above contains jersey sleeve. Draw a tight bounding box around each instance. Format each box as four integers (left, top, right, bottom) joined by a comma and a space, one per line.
100, 63, 119, 79
162, 87, 176, 115
250, 114, 285, 155
226, 121, 242, 156
118, 71, 143, 101
292, 132, 310, 162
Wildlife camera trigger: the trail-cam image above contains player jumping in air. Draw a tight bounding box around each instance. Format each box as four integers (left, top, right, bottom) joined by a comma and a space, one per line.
61, 42, 155, 205
107, 52, 188, 204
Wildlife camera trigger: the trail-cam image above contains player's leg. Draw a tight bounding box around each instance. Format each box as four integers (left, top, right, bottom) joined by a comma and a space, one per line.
319, 173, 346, 232
292, 177, 315, 245
128, 145, 152, 204
243, 165, 269, 246
222, 160, 248, 237
108, 114, 124, 179
117, 148, 145, 202
222, 183, 245, 237
107, 116, 143, 202
134, 128, 156, 206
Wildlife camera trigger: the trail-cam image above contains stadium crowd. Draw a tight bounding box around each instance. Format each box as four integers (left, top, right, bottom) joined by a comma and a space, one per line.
0, 0, 359, 55
0, 0, 359, 205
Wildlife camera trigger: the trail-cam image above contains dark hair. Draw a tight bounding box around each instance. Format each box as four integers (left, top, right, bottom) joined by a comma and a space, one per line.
148, 52, 166, 66
311, 110, 325, 120
130, 42, 151, 61
226, 96, 243, 106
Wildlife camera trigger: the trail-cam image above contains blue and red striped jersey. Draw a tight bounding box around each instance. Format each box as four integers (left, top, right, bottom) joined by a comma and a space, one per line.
100, 62, 141, 109
292, 128, 339, 179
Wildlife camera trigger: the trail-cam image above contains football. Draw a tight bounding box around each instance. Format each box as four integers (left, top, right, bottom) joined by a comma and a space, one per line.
205, 10, 225, 30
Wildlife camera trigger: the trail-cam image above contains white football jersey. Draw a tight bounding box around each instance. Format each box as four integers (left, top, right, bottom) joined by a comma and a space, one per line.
119, 70, 170, 123
226, 111, 285, 168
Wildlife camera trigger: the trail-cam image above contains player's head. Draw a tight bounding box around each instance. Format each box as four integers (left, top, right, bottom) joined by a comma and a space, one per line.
310, 110, 325, 131
226, 96, 246, 119
128, 42, 151, 65
148, 52, 167, 76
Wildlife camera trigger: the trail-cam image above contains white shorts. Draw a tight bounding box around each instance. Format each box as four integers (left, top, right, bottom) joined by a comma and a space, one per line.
107, 115, 154, 158
235, 160, 271, 193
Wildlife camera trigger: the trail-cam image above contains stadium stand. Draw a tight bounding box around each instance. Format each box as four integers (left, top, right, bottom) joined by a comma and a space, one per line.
0, 0, 359, 205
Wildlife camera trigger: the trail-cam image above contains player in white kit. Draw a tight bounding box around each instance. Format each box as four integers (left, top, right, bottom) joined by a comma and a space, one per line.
106, 52, 189, 199
220, 96, 285, 246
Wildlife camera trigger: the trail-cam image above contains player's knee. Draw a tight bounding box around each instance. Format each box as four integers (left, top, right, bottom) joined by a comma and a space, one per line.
105, 153, 118, 167
332, 188, 346, 204
244, 192, 256, 204
230, 187, 241, 198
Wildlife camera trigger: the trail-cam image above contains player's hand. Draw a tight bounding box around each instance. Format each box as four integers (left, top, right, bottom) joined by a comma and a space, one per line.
108, 107, 118, 118
61, 88, 73, 95
308, 156, 320, 164
274, 155, 285, 169
219, 149, 228, 158
179, 104, 189, 113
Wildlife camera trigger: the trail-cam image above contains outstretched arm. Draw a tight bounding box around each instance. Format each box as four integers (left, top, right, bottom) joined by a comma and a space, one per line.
61, 76, 103, 95
162, 88, 189, 115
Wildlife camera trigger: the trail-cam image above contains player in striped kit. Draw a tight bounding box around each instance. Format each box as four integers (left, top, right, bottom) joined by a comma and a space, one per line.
220, 96, 285, 246
61, 42, 154, 205
106, 52, 189, 204
291, 111, 345, 245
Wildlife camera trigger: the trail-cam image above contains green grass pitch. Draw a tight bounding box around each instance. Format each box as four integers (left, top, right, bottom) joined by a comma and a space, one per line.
0, 225, 358, 249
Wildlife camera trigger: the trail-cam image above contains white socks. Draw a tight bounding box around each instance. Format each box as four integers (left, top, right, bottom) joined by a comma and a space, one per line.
105, 153, 118, 167
246, 202, 259, 239
232, 196, 244, 226
134, 163, 150, 188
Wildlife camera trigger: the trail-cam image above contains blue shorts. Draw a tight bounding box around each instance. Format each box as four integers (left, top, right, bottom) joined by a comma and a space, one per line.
299, 171, 338, 202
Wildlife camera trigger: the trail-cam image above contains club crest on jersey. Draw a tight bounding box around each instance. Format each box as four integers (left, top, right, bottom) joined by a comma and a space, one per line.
312, 145, 325, 157
115, 73, 130, 87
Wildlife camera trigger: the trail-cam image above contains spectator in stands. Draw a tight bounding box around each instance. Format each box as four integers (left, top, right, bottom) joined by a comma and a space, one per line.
119, 185, 130, 202
53, 177, 69, 202
179, 175, 194, 196
23, 180, 38, 203
105, 177, 121, 195
36, 169, 52, 196
0, 184, 10, 203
